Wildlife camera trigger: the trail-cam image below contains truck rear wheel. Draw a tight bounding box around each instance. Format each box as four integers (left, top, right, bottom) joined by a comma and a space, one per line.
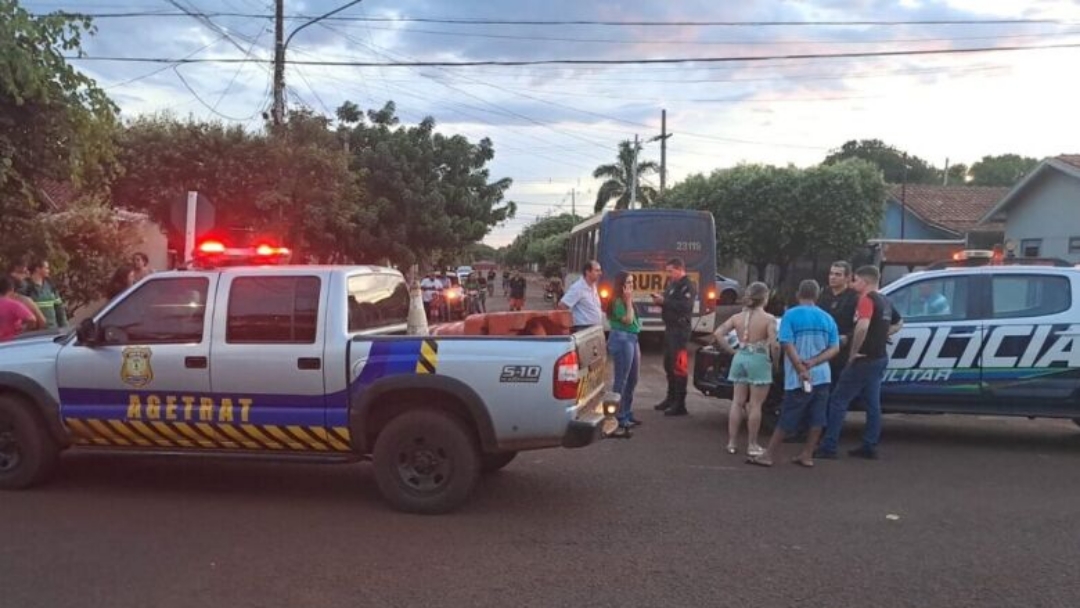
372, 408, 480, 514
481, 451, 517, 473
0, 395, 59, 490
1073, 418, 1080, 430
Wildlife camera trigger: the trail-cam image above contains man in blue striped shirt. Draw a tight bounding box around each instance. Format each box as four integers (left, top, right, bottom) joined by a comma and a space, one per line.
747, 279, 839, 468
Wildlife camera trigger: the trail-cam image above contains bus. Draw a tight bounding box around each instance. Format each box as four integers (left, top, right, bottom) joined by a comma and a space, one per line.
566, 208, 719, 334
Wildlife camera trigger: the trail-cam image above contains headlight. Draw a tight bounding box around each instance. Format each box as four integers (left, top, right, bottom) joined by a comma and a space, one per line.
604, 403, 618, 416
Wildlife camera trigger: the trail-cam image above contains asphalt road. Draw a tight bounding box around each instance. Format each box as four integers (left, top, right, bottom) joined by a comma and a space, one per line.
2, 281, 1078, 608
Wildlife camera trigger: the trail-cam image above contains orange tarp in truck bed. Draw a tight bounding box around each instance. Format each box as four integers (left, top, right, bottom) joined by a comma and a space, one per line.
429, 310, 573, 336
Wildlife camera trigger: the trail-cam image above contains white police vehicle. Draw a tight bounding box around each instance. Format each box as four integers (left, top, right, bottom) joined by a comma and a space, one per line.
695, 259, 1080, 429
0, 243, 616, 514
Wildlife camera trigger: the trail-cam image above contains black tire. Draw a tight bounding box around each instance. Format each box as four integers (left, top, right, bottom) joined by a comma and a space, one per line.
1073, 418, 1080, 429
0, 395, 60, 490
481, 451, 517, 473
372, 408, 481, 514
719, 289, 738, 305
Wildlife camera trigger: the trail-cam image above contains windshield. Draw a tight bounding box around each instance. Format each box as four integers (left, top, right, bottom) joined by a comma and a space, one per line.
607, 215, 714, 268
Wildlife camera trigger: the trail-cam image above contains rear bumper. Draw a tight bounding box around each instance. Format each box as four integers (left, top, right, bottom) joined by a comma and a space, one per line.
562, 392, 620, 448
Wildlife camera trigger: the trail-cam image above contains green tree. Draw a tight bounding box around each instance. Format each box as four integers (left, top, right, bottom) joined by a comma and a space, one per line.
503, 213, 582, 269
111, 111, 368, 263
342, 102, 516, 268
946, 162, 969, 185
824, 139, 939, 184
593, 140, 659, 212
0, 1, 118, 261
969, 154, 1039, 187
665, 160, 885, 284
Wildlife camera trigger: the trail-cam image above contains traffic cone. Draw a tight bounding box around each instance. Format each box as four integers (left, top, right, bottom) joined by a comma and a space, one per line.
407, 278, 429, 335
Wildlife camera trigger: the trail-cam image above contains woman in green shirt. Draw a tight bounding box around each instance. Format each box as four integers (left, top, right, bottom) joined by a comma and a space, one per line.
607, 271, 641, 437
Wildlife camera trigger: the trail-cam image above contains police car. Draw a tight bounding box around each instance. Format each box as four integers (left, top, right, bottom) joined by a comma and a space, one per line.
0, 244, 616, 514
694, 260, 1080, 430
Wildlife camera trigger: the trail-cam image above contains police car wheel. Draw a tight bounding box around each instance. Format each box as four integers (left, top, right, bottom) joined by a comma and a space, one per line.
480, 451, 517, 473
1073, 418, 1080, 430
0, 396, 59, 490
373, 408, 480, 514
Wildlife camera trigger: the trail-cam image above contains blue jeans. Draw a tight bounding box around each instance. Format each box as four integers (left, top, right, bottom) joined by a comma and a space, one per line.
608, 330, 640, 426
819, 356, 888, 453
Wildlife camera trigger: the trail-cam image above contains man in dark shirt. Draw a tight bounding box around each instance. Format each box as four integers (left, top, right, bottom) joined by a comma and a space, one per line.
817, 261, 859, 385
816, 265, 903, 460
651, 257, 697, 417
508, 271, 527, 311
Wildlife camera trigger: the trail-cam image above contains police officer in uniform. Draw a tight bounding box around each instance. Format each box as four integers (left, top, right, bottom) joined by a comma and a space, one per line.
651, 257, 697, 417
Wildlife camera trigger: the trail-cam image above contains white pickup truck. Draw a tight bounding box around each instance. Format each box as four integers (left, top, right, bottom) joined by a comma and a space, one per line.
0, 264, 615, 513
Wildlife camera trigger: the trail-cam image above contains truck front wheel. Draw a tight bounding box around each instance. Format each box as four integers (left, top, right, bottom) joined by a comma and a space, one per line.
0, 395, 59, 490
372, 408, 480, 514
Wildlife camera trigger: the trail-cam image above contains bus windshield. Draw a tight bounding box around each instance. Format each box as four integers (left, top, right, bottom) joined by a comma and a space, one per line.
607, 214, 713, 268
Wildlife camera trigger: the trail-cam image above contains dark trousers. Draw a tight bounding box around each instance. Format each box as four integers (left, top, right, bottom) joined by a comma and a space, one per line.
663, 324, 691, 404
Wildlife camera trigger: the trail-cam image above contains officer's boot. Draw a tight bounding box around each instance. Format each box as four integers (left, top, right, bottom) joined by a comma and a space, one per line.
653, 382, 675, 411
664, 378, 690, 416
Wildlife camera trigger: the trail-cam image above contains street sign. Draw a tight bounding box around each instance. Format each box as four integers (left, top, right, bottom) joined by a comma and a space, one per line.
169, 192, 215, 237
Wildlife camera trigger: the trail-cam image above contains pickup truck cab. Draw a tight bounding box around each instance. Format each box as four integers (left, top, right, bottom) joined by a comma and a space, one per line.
0, 264, 615, 513
694, 265, 1080, 430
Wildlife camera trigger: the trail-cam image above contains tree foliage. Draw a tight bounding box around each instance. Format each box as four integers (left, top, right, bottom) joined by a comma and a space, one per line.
824, 139, 939, 184
342, 102, 516, 267
593, 140, 659, 212
503, 213, 583, 269
969, 154, 1039, 187
665, 160, 885, 282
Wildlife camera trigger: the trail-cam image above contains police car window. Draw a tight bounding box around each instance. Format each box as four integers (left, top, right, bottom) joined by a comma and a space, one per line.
227, 276, 321, 343
98, 277, 209, 344
889, 276, 970, 322
991, 275, 1071, 319
348, 274, 409, 332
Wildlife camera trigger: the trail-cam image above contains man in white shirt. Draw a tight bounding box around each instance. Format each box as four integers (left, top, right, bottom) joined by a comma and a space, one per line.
559, 260, 604, 332
420, 273, 438, 319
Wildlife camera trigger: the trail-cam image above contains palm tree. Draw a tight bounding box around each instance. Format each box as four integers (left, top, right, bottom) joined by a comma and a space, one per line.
593, 140, 660, 213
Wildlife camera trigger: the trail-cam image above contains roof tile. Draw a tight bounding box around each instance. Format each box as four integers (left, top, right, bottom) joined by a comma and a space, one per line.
888, 184, 1009, 234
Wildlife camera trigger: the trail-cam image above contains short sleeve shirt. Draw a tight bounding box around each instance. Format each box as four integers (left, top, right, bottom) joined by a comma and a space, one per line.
560, 278, 604, 327
778, 304, 839, 390
0, 297, 35, 341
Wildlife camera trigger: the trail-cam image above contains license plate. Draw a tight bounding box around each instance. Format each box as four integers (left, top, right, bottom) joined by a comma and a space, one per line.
647, 306, 662, 314
577, 363, 605, 403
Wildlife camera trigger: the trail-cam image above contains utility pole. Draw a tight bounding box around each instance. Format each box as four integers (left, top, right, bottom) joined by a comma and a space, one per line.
900, 153, 909, 241
943, 157, 950, 186
272, 0, 365, 127
660, 109, 669, 196
630, 134, 639, 210
272, 0, 285, 126
571, 188, 576, 217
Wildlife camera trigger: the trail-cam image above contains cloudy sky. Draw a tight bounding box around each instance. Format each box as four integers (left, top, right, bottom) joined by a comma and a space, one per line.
29, 0, 1080, 246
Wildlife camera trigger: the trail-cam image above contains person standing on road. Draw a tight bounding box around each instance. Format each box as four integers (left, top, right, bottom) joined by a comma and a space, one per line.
711, 282, 777, 455
20, 257, 67, 329
558, 260, 604, 333
6, 258, 46, 330
816, 265, 904, 461
508, 271, 527, 312
132, 252, 153, 281
0, 276, 38, 341
747, 280, 839, 468
502, 269, 511, 297
465, 272, 484, 314
651, 257, 697, 417
420, 273, 438, 320
606, 271, 641, 437
487, 269, 496, 297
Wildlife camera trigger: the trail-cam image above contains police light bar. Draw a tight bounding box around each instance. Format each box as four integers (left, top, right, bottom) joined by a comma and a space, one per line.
951, 249, 994, 261
194, 240, 291, 267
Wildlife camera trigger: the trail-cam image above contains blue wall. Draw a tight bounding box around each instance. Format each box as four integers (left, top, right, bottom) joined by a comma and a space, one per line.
879, 199, 958, 240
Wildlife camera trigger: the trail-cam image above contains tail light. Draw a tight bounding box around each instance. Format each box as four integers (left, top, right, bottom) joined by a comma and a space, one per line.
553, 350, 580, 400
599, 285, 611, 300
198, 240, 226, 254
707, 288, 717, 302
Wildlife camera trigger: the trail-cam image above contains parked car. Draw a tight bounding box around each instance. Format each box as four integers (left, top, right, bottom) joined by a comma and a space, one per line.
715, 274, 740, 305
695, 264, 1080, 431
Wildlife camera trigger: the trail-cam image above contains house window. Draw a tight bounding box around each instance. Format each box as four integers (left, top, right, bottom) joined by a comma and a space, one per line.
1070, 237, 1080, 255
1020, 239, 1042, 258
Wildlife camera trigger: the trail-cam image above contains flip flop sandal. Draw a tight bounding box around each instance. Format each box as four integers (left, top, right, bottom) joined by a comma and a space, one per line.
745, 456, 773, 467
725, 445, 738, 455
791, 457, 815, 468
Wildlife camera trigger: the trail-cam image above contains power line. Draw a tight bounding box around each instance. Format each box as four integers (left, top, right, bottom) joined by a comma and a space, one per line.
34, 11, 1075, 26
64, 40, 1080, 66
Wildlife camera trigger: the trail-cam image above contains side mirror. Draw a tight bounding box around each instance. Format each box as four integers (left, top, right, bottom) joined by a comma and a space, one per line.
76, 319, 99, 345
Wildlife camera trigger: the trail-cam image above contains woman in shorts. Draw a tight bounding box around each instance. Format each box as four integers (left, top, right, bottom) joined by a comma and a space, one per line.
711, 282, 777, 456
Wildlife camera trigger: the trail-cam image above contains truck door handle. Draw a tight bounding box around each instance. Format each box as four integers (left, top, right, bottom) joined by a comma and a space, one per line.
298, 357, 321, 370
185, 356, 208, 369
